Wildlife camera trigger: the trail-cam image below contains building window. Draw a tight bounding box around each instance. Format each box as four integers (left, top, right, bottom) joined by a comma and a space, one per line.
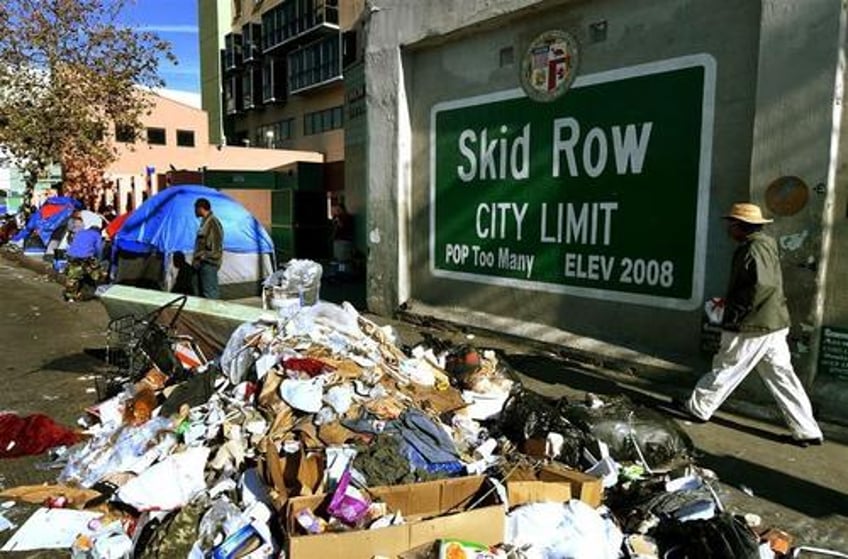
262, 57, 276, 102
242, 23, 261, 62
279, 118, 294, 141
115, 124, 134, 143
342, 29, 357, 67
176, 130, 195, 147
224, 33, 243, 70
256, 118, 295, 148
225, 76, 242, 114
288, 35, 340, 93
303, 105, 342, 136
243, 71, 254, 109
146, 127, 166, 145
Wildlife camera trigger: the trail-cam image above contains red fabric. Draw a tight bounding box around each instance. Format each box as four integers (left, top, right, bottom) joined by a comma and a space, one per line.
39, 204, 65, 220
0, 413, 81, 458
283, 357, 329, 377
106, 211, 131, 239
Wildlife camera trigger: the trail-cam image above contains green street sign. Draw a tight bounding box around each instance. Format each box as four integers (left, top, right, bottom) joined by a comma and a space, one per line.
430, 54, 715, 310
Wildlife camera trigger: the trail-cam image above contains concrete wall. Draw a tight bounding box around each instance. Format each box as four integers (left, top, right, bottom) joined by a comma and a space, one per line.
221, 188, 273, 228
813, 2, 848, 418
364, 0, 761, 358
235, 85, 347, 162
198, 0, 231, 145
742, 0, 846, 413
107, 92, 323, 213
362, 0, 848, 419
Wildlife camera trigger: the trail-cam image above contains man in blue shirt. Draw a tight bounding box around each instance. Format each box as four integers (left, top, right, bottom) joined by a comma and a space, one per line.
63, 216, 106, 302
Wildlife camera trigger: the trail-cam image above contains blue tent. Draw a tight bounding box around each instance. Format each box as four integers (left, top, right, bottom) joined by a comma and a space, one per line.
12, 196, 83, 246
113, 185, 275, 296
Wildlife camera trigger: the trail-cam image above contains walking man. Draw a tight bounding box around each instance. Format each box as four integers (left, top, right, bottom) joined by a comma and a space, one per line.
679, 203, 823, 447
193, 198, 223, 299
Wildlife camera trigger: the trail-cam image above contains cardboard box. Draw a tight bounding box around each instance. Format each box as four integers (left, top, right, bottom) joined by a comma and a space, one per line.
285, 476, 505, 559
538, 464, 604, 508
505, 463, 604, 509
507, 481, 572, 507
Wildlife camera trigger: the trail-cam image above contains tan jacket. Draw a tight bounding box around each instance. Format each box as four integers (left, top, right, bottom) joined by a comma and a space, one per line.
194, 213, 223, 269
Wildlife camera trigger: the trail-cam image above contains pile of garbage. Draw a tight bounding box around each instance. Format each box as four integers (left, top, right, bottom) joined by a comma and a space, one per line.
0, 282, 834, 557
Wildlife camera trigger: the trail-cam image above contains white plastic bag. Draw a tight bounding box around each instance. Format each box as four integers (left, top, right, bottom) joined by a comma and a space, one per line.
704, 297, 725, 325
116, 447, 210, 511
506, 501, 623, 559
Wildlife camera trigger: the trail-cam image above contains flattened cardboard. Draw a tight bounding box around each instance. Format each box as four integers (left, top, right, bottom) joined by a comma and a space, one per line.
286, 476, 505, 559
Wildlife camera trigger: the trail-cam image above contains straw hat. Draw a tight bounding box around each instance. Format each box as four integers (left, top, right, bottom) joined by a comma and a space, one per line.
724, 203, 773, 224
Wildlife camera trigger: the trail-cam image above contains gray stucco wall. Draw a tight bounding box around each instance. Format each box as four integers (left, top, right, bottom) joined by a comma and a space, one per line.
363, 0, 848, 419
367, 0, 761, 360
744, 0, 846, 422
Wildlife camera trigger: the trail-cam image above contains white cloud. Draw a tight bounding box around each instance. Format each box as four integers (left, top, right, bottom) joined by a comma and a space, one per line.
137, 25, 199, 34
162, 66, 201, 76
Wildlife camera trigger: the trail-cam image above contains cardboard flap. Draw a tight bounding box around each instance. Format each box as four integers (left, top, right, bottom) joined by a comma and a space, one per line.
438, 476, 488, 514
266, 444, 288, 501
507, 481, 572, 508
538, 464, 603, 508
286, 476, 506, 559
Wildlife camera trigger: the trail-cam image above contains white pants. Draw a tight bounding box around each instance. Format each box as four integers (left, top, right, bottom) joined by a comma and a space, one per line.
687, 328, 823, 440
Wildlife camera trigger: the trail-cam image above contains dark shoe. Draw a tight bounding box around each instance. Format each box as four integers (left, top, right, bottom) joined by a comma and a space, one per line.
670, 398, 708, 424
784, 435, 823, 448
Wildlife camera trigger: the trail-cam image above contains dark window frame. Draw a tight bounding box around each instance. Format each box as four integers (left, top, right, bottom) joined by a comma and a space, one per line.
115, 124, 135, 143
176, 129, 195, 147
146, 127, 167, 146
303, 105, 343, 136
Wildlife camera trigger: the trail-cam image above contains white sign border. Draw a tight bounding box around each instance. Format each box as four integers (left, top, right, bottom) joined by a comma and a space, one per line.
428, 53, 716, 311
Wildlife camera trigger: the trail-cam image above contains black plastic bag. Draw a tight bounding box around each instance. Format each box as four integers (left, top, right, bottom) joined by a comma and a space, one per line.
653, 513, 761, 559
561, 396, 693, 469
498, 387, 586, 467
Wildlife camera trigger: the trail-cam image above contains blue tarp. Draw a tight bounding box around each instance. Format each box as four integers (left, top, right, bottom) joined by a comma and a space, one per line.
12, 196, 83, 245
114, 185, 274, 256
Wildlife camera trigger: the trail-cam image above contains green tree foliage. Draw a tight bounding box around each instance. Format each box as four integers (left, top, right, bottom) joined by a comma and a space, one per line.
0, 0, 175, 212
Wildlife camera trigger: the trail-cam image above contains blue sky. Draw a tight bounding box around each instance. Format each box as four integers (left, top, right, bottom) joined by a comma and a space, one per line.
119, 0, 200, 94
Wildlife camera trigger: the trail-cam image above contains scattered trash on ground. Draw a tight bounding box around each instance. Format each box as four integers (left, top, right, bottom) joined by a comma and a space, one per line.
0, 261, 837, 558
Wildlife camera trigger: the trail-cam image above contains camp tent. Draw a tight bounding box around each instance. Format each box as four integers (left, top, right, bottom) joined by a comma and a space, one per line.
12, 196, 83, 251
112, 185, 275, 298
106, 211, 131, 240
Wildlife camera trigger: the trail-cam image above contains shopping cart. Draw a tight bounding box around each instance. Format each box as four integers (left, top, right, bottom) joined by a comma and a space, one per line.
99, 295, 205, 399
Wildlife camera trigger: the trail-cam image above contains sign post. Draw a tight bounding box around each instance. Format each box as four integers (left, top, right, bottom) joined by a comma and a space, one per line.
429, 55, 716, 310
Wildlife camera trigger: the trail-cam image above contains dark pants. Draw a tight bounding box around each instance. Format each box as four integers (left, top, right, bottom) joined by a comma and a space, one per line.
196, 262, 220, 299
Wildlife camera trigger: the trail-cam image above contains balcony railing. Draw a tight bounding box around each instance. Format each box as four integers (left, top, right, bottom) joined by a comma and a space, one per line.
261, 0, 339, 53
287, 34, 341, 95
